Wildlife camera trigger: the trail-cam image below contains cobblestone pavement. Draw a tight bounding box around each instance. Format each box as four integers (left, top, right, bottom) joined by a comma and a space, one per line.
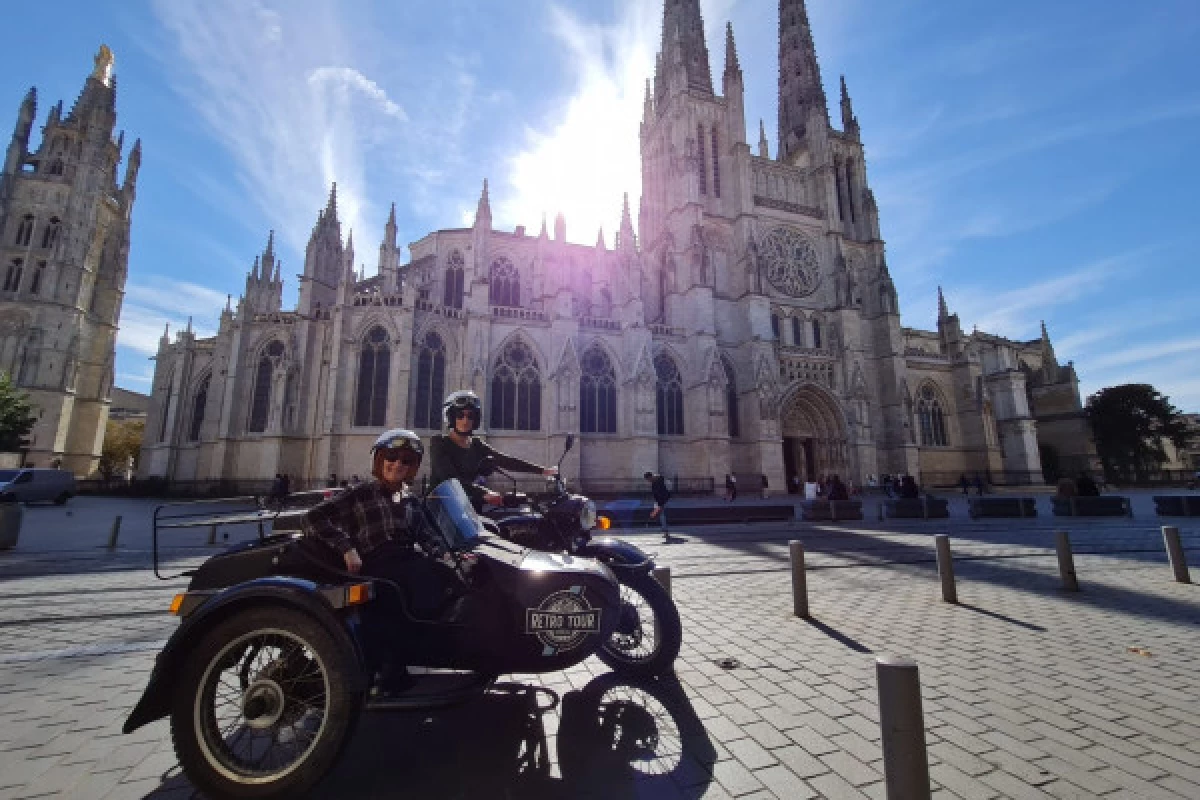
0, 502, 1197, 798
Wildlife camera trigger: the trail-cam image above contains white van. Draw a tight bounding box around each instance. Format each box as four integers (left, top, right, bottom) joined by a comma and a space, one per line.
0, 469, 77, 504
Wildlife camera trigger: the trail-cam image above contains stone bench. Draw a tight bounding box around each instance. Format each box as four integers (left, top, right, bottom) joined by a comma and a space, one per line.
1154, 495, 1200, 517
599, 503, 796, 528
884, 496, 950, 519
800, 499, 864, 521
968, 497, 1037, 518
1052, 496, 1132, 517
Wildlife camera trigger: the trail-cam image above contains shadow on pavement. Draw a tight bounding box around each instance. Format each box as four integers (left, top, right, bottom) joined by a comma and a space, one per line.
802, 618, 873, 653
145, 673, 716, 800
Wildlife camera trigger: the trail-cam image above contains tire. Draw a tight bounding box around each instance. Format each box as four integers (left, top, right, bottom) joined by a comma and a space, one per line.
596, 571, 681, 679
53, 492, 70, 505
170, 606, 362, 799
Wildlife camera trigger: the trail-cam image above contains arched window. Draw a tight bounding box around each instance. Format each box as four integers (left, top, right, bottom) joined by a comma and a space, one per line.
15, 215, 34, 247
771, 314, 781, 340
412, 332, 446, 429
489, 256, 520, 307
812, 318, 822, 349
30, 262, 45, 295
723, 358, 739, 438
697, 124, 707, 195
792, 317, 804, 347
655, 352, 684, 436
711, 127, 721, 198
443, 250, 465, 309
3, 259, 23, 292
917, 384, 949, 447
248, 340, 285, 433
40, 218, 60, 250
47, 159, 63, 176
189, 375, 210, 441
580, 346, 617, 433
491, 339, 541, 431
354, 326, 391, 427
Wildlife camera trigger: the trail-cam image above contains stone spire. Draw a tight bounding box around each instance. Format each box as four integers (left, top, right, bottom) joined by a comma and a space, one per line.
617, 193, 636, 252
122, 138, 142, 197
554, 211, 566, 243
758, 119, 769, 158
595, 226, 606, 250
656, 0, 713, 105
67, 45, 118, 123
539, 212, 548, 240
937, 286, 948, 319
723, 21, 741, 83
474, 179, 491, 229
778, 0, 829, 161
261, 230, 276, 275
3, 87, 36, 177
378, 203, 398, 274
840, 75, 860, 139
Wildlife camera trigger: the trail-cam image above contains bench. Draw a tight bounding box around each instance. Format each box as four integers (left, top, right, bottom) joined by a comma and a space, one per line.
884, 497, 950, 519
800, 500, 864, 521
599, 503, 796, 528
968, 497, 1037, 518
1051, 496, 1132, 517
1154, 495, 1200, 517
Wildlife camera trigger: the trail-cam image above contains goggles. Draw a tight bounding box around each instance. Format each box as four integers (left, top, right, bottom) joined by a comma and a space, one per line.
448, 394, 480, 409
451, 408, 480, 421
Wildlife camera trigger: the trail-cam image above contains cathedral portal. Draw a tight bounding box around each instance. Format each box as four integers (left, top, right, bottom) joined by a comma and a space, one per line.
781, 385, 848, 489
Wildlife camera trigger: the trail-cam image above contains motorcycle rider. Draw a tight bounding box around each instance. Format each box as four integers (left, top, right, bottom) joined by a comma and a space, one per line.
303, 428, 457, 695
428, 389, 558, 510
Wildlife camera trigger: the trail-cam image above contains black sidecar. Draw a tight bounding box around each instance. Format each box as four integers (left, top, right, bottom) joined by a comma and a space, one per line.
124, 480, 631, 799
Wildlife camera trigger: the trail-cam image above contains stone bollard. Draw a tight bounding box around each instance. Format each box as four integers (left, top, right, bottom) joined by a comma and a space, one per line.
107, 515, 122, 550
789, 540, 809, 618
652, 566, 672, 597
1162, 526, 1191, 584
934, 535, 957, 604
1055, 530, 1079, 591
877, 656, 932, 800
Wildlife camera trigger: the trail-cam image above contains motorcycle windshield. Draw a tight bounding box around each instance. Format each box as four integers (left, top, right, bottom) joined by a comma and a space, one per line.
426, 480, 486, 550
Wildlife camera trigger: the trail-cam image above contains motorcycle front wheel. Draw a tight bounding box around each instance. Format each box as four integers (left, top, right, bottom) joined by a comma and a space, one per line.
597, 571, 681, 678
170, 607, 362, 799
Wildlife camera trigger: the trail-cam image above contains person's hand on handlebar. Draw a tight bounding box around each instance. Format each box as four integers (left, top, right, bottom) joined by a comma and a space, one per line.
343, 548, 363, 573
542, 466, 559, 477
484, 490, 504, 506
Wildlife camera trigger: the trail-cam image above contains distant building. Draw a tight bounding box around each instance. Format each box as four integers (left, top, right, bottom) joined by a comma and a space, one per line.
0, 46, 139, 475
141, 1, 1093, 490
109, 386, 148, 421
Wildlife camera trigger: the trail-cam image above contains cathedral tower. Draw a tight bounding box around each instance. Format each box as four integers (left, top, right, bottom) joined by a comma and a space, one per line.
0, 46, 137, 474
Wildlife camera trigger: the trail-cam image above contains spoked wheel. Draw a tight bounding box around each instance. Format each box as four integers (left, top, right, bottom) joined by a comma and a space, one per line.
596, 571, 681, 679
171, 607, 361, 799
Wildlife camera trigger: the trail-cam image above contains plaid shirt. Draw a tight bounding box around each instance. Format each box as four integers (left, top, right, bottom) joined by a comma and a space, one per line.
303, 480, 411, 556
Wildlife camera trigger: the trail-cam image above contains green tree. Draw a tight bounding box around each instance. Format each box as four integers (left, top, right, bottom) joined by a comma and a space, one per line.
1086, 384, 1193, 483
0, 372, 37, 452
99, 418, 145, 479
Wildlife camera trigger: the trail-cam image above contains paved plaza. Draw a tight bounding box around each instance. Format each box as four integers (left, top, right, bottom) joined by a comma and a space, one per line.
0, 494, 1197, 798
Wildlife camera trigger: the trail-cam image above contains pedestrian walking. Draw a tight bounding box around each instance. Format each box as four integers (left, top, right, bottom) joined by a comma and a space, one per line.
973, 473, 985, 496
645, 471, 672, 543
724, 473, 737, 502
959, 472, 970, 495
761, 473, 769, 500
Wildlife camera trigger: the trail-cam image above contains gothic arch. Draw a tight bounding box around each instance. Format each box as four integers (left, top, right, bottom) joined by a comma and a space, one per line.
915, 380, 951, 447
412, 317, 460, 363
491, 328, 547, 375
780, 383, 851, 479
490, 332, 543, 431
353, 313, 402, 344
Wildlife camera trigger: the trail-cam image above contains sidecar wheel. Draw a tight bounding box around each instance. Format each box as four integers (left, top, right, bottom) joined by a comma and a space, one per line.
170, 607, 361, 799
596, 571, 681, 679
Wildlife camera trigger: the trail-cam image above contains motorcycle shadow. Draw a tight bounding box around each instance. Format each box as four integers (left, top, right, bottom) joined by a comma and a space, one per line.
310, 671, 717, 800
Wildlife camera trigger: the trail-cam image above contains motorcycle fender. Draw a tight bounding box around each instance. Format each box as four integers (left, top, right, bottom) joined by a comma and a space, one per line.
123, 577, 366, 734
578, 537, 652, 572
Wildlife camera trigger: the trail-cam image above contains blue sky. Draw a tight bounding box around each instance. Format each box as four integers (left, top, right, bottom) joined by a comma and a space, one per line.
2, 0, 1198, 410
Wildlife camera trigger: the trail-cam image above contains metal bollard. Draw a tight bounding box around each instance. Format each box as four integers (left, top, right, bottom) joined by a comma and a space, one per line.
107, 515, 122, 550
789, 540, 809, 618
207, 524, 219, 546
876, 656, 932, 800
878, 502, 885, 521
652, 566, 673, 597
1055, 530, 1079, 591
1162, 526, 1191, 584
934, 534, 957, 604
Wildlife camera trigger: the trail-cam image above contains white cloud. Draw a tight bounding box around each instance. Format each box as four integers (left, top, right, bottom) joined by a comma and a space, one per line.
118, 277, 227, 355
308, 67, 407, 120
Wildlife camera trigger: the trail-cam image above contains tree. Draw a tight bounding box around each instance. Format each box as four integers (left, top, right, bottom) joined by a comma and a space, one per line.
0, 372, 36, 452
99, 418, 145, 480
1086, 384, 1193, 483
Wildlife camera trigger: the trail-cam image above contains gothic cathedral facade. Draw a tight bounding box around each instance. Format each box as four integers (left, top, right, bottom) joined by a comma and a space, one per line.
140, 1, 1090, 490
0, 47, 138, 475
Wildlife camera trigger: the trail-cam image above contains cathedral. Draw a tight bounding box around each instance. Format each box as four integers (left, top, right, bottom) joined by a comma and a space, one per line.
0, 47, 137, 475
140, 0, 1092, 491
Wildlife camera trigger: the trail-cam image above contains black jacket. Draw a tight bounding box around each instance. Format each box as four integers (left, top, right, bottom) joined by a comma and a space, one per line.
649, 475, 671, 506
428, 434, 543, 506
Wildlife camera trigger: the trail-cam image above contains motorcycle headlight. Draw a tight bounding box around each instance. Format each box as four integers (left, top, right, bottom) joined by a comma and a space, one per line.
579, 499, 597, 530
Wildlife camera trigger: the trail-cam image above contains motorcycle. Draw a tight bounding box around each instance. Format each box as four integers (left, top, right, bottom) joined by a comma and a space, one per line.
123, 478, 677, 799
480, 434, 682, 679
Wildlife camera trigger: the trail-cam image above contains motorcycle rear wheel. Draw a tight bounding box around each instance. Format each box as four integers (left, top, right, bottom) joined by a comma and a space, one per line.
170, 607, 361, 799
597, 571, 681, 678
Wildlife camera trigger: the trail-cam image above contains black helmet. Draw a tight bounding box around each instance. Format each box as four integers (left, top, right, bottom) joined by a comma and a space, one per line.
370, 428, 424, 462
442, 389, 482, 428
